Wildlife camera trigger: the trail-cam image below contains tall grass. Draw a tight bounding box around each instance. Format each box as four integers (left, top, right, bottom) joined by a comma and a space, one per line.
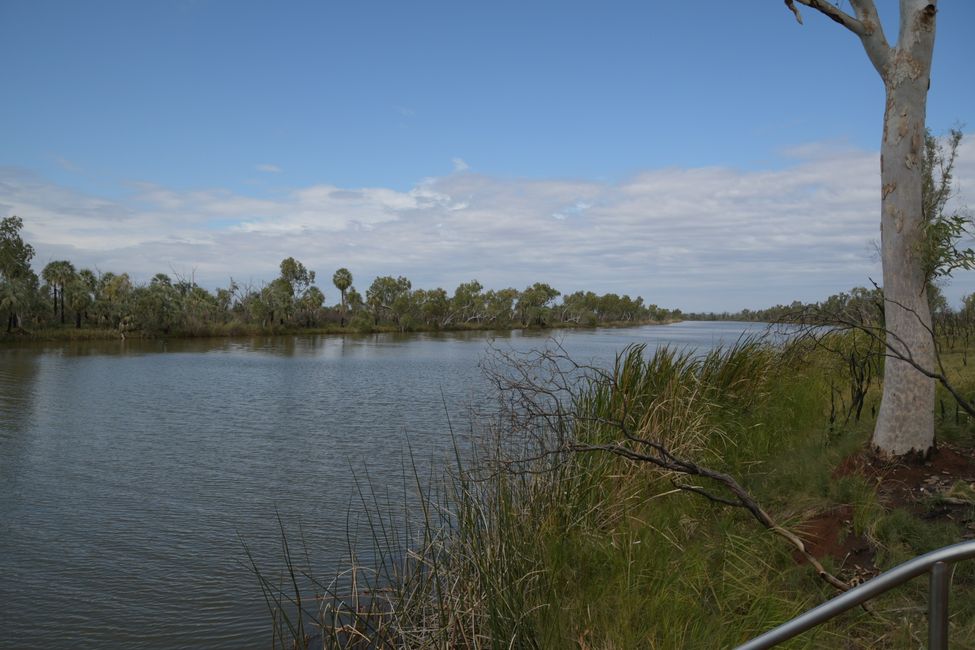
252, 335, 975, 649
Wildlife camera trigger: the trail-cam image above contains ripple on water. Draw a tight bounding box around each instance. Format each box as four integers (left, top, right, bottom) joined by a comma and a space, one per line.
0, 323, 770, 648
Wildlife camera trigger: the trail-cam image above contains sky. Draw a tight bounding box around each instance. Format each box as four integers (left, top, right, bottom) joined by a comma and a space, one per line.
2, 0, 974, 312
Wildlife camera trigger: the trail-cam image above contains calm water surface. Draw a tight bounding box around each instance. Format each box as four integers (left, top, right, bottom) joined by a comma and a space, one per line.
0, 321, 768, 649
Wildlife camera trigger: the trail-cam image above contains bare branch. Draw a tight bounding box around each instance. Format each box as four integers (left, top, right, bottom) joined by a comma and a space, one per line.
790, 0, 892, 76
792, 0, 864, 33
570, 440, 851, 593
484, 340, 864, 594
782, 294, 975, 420
785, 0, 803, 24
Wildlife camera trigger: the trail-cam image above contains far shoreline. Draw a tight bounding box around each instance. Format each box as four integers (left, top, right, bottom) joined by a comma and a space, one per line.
0, 318, 684, 346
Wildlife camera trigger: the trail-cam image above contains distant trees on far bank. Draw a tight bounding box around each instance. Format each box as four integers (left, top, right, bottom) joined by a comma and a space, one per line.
0, 217, 676, 337
687, 284, 975, 352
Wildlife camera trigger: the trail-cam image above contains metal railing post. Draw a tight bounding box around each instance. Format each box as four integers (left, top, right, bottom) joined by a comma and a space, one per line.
929, 561, 950, 650
736, 540, 975, 649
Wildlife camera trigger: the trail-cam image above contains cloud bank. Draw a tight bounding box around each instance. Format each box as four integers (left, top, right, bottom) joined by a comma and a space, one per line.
2, 138, 973, 312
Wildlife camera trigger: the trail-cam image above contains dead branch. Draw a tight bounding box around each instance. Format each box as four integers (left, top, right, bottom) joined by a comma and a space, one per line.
781, 290, 975, 419
483, 340, 853, 594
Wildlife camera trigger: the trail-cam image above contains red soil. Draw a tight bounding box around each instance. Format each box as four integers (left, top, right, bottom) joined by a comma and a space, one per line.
796, 442, 975, 584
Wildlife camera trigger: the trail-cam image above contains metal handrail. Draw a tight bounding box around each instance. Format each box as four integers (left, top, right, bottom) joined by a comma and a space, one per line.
736, 539, 975, 650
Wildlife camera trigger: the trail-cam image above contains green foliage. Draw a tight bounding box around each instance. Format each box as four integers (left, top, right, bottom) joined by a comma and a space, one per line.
515, 282, 559, 327
0, 216, 35, 280
332, 267, 353, 325
0, 216, 39, 331
688, 285, 884, 324
2, 218, 678, 339
264, 339, 975, 649
919, 128, 975, 285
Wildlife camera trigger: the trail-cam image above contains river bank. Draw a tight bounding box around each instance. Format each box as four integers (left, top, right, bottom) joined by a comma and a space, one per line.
0, 318, 682, 344
271, 333, 975, 648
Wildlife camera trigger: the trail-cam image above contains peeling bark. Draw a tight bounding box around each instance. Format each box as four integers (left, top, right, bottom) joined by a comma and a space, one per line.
789, 0, 938, 457
872, 2, 937, 457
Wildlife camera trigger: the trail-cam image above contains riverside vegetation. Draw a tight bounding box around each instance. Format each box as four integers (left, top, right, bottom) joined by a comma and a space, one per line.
0, 217, 676, 341
251, 326, 975, 649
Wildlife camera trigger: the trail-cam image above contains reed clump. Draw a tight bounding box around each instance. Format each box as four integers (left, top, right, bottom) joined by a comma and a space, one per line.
253, 334, 975, 649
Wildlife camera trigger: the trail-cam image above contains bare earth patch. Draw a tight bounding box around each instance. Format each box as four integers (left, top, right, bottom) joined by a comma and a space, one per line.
796, 443, 975, 585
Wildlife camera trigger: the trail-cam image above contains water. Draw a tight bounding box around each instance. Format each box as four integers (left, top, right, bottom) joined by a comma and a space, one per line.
0, 321, 767, 649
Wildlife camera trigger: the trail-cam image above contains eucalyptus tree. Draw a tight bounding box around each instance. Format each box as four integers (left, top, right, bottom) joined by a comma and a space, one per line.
332, 268, 353, 325
263, 277, 295, 325
132, 273, 182, 333
366, 275, 411, 326
784, 0, 940, 457
96, 272, 133, 329
560, 290, 600, 325
451, 280, 485, 326
279, 257, 315, 297
516, 283, 560, 327
181, 284, 223, 329
345, 286, 363, 315
0, 277, 35, 332
418, 287, 451, 329
483, 288, 518, 327
0, 217, 37, 332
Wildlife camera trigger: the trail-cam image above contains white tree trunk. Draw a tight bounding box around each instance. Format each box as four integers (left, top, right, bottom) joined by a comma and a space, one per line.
871, 2, 938, 457
790, 0, 938, 457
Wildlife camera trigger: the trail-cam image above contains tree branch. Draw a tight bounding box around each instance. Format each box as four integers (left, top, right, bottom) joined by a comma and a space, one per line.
791, 0, 865, 33
485, 340, 857, 594
788, 0, 892, 76
570, 440, 851, 593
784, 296, 975, 420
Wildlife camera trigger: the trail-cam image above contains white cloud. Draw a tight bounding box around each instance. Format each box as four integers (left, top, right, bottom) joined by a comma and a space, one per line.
256, 163, 283, 173
3, 138, 974, 312
452, 157, 469, 172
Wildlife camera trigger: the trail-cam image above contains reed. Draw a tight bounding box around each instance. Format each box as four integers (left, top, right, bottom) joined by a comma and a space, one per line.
251, 335, 975, 649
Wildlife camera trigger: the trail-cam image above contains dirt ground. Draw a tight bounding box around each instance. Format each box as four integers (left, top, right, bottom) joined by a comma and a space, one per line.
797, 442, 975, 585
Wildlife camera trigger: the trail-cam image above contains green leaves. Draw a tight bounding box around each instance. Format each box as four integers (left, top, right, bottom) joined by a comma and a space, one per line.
919, 128, 975, 286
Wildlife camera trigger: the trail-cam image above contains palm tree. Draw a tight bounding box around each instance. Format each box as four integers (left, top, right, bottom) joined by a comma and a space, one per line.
41, 262, 60, 317
65, 277, 92, 328
42, 260, 76, 325
332, 268, 352, 326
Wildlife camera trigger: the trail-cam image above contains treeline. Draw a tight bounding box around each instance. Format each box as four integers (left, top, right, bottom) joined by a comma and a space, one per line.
0, 217, 676, 337
687, 284, 975, 325
685, 286, 888, 323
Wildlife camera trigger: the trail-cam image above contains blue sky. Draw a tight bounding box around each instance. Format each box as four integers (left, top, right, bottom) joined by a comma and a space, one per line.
2, 0, 974, 311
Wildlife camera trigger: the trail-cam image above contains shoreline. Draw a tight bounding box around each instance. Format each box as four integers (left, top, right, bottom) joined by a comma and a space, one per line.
0, 318, 683, 345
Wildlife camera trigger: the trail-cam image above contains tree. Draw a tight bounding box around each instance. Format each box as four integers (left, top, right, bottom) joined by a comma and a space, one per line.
366, 275, 412, 326
332, 268, 353, 326
300, 285, 325, 326
41, 260, 77, 325
0, 217, 37, 332
65, 276, 92, 328
41, 262, 59, 318
516, 282, 560, 327
785, 0, 938, 457
279, 257, 315, 297
919, 128, 974, 286
346, 286, 364, 314
96, 272, 133, 329
451, 280, 485, 326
